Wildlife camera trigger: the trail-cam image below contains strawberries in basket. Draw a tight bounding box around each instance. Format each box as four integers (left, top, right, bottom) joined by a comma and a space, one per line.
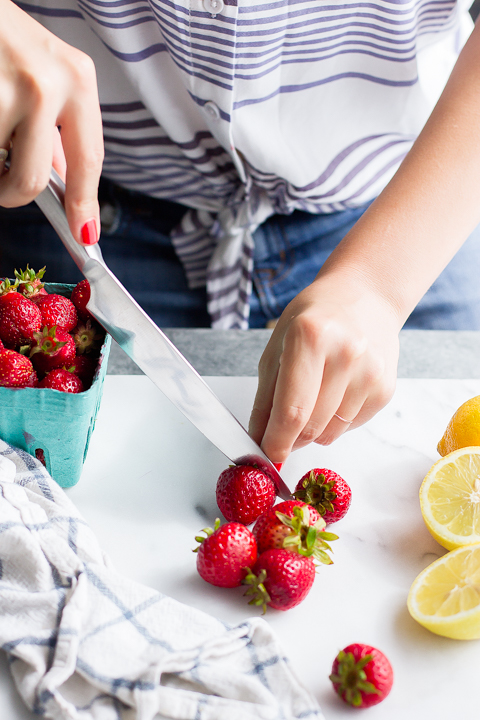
0, 267, 105, 393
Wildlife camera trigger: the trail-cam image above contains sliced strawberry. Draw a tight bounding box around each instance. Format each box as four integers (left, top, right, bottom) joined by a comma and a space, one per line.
216, 464, 277, 525
194, 519, 257, 588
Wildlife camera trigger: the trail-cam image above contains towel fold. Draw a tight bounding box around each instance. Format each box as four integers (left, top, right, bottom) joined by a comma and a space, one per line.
0, 440, 324, 720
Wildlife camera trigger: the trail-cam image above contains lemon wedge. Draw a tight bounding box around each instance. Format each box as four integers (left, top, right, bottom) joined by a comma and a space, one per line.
419, 447, 480, 550
437, 395, 480, 456
407, 544, 480, 639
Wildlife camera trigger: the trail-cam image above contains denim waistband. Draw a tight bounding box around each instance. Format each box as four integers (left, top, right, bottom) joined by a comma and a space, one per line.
253, 203, 372, 262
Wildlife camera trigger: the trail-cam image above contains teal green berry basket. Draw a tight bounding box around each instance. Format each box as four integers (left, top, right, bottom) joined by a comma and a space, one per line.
0, 282, 111, 488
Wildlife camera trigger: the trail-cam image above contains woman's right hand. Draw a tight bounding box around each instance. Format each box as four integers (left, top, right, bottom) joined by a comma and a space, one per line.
0, 0, 103, 244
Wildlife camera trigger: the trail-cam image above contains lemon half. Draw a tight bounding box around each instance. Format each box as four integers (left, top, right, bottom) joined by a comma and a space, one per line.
420, 447, 480, 551
407, 544, 480, 639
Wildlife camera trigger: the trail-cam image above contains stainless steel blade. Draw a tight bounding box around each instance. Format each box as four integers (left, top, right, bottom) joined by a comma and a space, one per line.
35, 170, 291, 499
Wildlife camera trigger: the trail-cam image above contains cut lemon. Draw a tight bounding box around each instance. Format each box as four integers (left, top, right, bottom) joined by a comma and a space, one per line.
419, 447, 480, 550
407, 544, 480, 639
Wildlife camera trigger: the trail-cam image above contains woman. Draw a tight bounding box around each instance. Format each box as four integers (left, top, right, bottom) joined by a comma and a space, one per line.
1, 0, 480, 462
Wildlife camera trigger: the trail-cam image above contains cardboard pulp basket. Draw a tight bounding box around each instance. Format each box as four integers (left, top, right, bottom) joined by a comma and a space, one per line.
0, 282, 111, 488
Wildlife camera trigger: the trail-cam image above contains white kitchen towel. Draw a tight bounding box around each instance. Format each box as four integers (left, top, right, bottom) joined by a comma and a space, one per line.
0, 440, 324, 720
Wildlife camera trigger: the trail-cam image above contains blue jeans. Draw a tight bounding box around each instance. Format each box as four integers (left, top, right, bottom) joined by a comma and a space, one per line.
1, 178, 480, 329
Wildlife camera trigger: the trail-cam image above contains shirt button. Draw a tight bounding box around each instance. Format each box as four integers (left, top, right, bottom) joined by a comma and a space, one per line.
204, 101, 221, 120
203, 0, 224, 15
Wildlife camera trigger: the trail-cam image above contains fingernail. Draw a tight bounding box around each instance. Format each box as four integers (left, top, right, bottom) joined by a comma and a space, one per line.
81, 219, 98, 245
273, 462, 283, 471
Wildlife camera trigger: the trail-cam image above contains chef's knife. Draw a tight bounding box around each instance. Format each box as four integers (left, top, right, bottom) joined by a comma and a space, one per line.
35, 169, 291, 500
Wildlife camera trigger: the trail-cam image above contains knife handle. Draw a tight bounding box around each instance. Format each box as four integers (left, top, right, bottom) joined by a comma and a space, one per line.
34, 168, 104, 273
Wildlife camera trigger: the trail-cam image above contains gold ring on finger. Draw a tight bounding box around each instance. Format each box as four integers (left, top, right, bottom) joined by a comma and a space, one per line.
334, 412, 353, 425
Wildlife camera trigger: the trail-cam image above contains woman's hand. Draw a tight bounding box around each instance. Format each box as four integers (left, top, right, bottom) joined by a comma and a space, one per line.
250, 19, 480, 463
0, 0, 103, 244
248, 269, 402, 463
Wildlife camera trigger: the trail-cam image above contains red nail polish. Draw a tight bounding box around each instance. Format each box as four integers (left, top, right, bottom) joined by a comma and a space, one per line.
81, 219, 98, 245
273, 462, 283, 471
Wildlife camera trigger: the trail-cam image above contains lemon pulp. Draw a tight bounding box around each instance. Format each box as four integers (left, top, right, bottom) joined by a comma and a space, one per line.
408, 544, 480, 639
420, 448, 480, 550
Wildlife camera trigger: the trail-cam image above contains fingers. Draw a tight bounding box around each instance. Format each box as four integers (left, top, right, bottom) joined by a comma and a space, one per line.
249, 284, 400, 463
0, 6, 103, 244
263, 317, 326, 461
248, 330, 283, 446
251, 313, 327, 462
0, 111, 56, 207
289, 337, 364, 451
60, 53, 103, 245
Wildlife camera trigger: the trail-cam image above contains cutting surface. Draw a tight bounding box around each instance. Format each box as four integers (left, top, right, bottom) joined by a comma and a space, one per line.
1, 375, 480, 719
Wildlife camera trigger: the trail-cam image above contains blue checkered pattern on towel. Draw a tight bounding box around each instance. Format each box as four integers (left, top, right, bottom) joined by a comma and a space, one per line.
0, 440, 323, 720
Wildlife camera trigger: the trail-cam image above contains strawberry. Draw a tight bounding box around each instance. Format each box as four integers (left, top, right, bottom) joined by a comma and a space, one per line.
38, 368, 84, 393
29, 326, 76, 377
25, 369, 38, 387
0, 277, 19, 295
35, 448, 46, 466
72, 319, 104, 355
194, 518, 257, 588
14, 265, 48, 300
252, 500, 337, 564
0, 350, 36, 388
33, 293, 78, 332
216, 465, 277, 525
70, 279, 93, 321
0, 291, 42, 348
68, 355, 97, 388
243, 548, 315, 612
293, 468, 352, 523
330, 643, 394, 708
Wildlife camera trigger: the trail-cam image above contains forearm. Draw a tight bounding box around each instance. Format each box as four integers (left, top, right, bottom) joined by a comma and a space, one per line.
318, 19, 480, 326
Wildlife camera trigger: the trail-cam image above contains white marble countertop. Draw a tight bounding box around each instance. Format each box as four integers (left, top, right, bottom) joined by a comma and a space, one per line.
2, 374, 480, 719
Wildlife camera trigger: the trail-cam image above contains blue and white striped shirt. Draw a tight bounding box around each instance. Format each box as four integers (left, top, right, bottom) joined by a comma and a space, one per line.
20, 0, 474, 327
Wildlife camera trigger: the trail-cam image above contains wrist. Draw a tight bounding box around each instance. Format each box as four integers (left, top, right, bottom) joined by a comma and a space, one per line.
312, 259, 406, 332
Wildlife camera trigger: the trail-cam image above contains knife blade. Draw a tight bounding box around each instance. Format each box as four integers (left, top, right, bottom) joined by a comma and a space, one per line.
35, 170, 291, 500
